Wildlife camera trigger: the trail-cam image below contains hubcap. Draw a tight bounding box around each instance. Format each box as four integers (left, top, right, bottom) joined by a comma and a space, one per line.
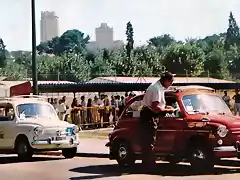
18, 142, 27, 154
119, 146, 127, 159
193, 150, 205, 160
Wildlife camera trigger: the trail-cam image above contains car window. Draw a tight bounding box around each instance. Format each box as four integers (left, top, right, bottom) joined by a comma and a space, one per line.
182, 94, 231, 115
164, 96, 181, 118
127, 100, 143, 112
0, 103, 15, 121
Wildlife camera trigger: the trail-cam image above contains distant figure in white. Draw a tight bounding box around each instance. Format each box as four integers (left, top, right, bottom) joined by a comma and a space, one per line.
58, 96, 68, 121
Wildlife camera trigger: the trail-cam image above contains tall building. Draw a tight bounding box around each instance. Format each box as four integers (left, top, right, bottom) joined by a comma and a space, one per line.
40, 11, 59, 42
95, 23, 113, 45
87, 23, 124, 52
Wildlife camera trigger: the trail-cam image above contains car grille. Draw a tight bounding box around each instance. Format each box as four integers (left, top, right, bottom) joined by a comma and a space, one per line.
44, 127, 67, 137
230, 128, 240, 140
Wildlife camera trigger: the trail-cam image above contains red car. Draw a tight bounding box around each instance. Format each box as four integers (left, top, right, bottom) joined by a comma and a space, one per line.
106, 85, 240, 171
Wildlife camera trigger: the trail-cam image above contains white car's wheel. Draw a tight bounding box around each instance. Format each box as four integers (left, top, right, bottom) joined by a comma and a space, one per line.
62, 147, 77, 159
15, 137, 33, 161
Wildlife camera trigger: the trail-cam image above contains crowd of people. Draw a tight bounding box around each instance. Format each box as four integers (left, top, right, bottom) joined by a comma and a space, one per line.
47, 92, 137, 128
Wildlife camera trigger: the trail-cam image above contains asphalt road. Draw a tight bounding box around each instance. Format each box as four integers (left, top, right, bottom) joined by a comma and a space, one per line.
1, 155, 240, 180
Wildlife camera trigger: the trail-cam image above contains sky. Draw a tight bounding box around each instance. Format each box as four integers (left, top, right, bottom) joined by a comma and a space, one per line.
1, 0, 240, 51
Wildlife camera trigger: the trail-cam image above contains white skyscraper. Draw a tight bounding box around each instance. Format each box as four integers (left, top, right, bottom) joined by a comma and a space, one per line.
87, 23, 124, 51
40, 11, 59, 42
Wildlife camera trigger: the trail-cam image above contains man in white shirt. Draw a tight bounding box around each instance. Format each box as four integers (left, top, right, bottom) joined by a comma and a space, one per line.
140, 72, 175, 171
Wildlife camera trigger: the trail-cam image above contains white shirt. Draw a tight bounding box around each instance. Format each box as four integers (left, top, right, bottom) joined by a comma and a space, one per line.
58, 103, 66, 113
142, 81, 166, 109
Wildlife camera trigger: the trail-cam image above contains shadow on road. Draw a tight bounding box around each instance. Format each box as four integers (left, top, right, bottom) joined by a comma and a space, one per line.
0, 155, 63, 164
69, 161, 240, 179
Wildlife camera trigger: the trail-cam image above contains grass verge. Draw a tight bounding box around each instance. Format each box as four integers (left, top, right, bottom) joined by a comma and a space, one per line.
79, 129, 111, 139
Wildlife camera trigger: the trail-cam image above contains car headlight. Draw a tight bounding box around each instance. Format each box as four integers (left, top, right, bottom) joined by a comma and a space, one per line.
33, 126, 44, 135
217, 125, 228, 138
73, 126, 80, 134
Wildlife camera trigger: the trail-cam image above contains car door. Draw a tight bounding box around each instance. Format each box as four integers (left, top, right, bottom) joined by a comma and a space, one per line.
118, 96, 143, 152
0, 103, 16, 149
155, 116, 184, 153
154, 98, 185, 154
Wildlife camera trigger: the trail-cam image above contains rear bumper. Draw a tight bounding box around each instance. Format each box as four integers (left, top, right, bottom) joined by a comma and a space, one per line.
105, 142, 110, 147
105, 141, 115, 159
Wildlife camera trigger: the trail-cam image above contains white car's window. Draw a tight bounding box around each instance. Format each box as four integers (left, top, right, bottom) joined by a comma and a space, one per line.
17, 103, 58, 119
182, 94, 232, 115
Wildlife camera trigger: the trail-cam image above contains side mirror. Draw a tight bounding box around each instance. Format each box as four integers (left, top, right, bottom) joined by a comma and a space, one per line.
174, 109, 184, 118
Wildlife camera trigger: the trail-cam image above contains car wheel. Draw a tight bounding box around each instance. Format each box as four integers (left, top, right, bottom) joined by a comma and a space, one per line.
16, 138, 33, 161
114, 141, 135, 167
62, 147, 77, 159
189, 144, 214, 172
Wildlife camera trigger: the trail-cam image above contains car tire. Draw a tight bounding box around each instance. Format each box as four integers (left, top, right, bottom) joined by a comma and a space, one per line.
62, 147, 77, 159
189, 144, 214, 172
114, 140, 136, 167
16, 138, 33, 161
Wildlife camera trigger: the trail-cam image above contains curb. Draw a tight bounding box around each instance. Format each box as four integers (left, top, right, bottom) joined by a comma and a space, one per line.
35, 151, 62, 156
36, 151, 109, 158
76, 153, 109, 158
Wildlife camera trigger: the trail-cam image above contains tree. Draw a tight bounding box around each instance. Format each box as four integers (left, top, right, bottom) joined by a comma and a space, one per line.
161, 43, 205, 76
36, 30, 90, 55
204, 38, 230, 79
126, 22, 134, 59
225, 12, 240, 48
148, 34, 176, 48
0, 38, 6, 68
58, 29, 90, 55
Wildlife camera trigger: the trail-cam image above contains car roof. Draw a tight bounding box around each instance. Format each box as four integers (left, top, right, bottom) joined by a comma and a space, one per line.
128, 85, 215, 103
0, 95, 50, 106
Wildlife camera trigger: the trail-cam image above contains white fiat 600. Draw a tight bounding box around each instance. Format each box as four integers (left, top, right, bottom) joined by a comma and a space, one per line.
0, 95, 79, 160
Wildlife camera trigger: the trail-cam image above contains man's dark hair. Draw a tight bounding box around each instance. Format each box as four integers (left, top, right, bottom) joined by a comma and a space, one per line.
160, 72, 174, 81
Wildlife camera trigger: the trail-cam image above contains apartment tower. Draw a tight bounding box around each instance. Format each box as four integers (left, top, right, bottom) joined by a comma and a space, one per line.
40, 11, 59, 42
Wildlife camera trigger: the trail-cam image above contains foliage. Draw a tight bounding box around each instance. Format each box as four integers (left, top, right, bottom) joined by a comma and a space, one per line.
225, 12, 240, 48
126, 21, 134, 59
0, 38, 6, 68
37, 29, 90, 55
2, 11, 240, 81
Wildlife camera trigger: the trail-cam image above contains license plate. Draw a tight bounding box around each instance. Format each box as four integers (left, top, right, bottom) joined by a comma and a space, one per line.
56, 136, 66, 141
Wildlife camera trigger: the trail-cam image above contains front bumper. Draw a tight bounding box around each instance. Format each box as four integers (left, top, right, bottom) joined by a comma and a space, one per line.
31, 137, 79, 150
213, 141, 240, 158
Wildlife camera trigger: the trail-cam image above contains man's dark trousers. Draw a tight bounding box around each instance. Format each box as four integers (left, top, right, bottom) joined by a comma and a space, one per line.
140, 107, 158, 166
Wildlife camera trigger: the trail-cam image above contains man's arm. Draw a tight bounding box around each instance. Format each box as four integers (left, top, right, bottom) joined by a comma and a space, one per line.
151, 101, 174, 114
150, 89, 174, 114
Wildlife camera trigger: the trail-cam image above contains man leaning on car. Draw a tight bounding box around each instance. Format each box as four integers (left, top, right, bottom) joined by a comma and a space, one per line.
140, 72, 175, 171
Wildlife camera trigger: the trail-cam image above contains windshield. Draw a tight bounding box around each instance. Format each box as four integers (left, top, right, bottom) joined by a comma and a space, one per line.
16, 103, 58, 119
182, 94, 232, 115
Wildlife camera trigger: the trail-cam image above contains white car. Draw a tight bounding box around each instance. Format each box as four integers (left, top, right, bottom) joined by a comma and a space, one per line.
0, 95, 79, 161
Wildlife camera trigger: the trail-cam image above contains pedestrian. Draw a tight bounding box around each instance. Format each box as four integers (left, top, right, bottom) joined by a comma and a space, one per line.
233, 89, 240, 116
222, 90, 230, 108
140, 72, 175, 172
